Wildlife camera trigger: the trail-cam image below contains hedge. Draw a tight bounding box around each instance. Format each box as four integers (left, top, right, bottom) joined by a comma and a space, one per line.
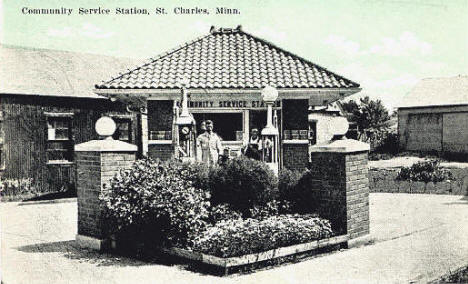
192, 214, 333, 257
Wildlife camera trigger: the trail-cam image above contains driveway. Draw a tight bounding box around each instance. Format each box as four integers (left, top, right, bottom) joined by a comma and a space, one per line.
1, 193, 468, 284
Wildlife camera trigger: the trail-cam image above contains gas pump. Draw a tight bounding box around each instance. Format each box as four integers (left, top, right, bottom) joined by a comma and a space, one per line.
175, 77, 196, 162
260, 85, 280, 175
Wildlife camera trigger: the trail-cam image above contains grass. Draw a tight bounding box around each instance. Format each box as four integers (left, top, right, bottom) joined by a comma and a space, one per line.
369, 150, 468, 162
431, 265, 468, 283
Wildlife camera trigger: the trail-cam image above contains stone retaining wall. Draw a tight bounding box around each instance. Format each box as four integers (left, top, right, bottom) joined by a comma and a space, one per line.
369, 166, 468, 195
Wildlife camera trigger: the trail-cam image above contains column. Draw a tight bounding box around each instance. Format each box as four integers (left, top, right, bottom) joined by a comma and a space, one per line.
309, 139, 370, 247
75, 139, 137, 250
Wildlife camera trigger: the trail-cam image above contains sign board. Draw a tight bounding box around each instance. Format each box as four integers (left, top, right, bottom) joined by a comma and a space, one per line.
187, 99, 281, 109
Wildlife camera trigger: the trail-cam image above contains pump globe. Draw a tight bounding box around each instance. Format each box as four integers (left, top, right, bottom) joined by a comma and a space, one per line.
333, 116, 350, 136
95, 116, 116, 137
261, 85, 278, 103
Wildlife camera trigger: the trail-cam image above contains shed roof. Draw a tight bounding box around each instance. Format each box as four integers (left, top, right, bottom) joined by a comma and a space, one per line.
399, 75, 468, 108
0, 44, 142, 99
96, 26, 359, 90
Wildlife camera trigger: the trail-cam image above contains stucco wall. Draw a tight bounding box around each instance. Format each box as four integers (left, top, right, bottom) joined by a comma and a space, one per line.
308, 112, 336, 145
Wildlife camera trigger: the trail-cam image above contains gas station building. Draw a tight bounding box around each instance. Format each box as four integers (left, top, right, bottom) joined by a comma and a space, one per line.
94, 26, 361, 170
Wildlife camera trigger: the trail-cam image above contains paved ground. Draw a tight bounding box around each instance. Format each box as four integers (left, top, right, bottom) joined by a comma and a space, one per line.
2, 193, 468, 284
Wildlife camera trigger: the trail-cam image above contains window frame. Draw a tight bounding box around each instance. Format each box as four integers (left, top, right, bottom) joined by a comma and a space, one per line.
44, 112, 74, 164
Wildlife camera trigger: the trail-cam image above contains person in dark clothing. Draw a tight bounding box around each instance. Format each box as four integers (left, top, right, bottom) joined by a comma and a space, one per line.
243, 128, 262, 160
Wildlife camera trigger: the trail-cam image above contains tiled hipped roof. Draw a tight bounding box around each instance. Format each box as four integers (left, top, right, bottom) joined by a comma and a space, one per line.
96, 26, 359, 90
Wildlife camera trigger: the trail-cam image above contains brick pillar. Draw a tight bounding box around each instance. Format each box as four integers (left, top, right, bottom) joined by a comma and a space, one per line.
283, 142, 309, 171
309, 139, 370, 247
74, 139, 137, 250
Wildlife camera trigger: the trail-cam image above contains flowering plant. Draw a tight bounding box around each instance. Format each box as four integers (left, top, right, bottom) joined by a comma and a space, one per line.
192, 214, 333, 257
397, 160, 454, 183
0, 178, 35, 196
101, 158, 211, 247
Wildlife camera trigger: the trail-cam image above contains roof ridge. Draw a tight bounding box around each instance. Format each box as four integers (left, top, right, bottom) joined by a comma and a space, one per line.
210, 25, 243, 34
99, 33, 213, 86
239, 29, 360, 88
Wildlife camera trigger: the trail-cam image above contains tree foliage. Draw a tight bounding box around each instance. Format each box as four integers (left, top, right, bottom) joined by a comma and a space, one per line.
341, 96, 391, 141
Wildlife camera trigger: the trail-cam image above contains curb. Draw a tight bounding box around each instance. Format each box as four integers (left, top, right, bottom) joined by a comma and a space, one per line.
427, 263, 468, 284
17, 197, 77, 206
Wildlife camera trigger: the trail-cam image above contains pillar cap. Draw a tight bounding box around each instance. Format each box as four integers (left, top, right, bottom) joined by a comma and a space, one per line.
310, 139, 370, 153
75, 139, 137, 152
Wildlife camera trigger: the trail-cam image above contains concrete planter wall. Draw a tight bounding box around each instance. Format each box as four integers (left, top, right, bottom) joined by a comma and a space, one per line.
160, 234, 349, 275
369, 166, 468, 195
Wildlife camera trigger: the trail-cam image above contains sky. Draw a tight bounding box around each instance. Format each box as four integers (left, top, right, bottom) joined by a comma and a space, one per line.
1, 0, 467, 109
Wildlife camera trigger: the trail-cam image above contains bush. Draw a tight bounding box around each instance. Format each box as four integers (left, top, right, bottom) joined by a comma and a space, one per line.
0, 178, 35, 197
249, 200, 293, 219
396, 160, 454, 183
101, 158, 210, 248
278, 168, 303, 202
209, 203, 242, 224
372, 131, 400, 154
209, 157, 278, 217
192, 214, 333, 257
277, 169, 323, 214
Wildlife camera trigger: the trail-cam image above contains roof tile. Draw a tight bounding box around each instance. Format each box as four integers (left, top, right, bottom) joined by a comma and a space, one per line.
96, 26, 359, 90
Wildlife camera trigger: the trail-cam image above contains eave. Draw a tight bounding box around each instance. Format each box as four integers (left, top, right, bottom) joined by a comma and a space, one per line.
94, 87, 362, 106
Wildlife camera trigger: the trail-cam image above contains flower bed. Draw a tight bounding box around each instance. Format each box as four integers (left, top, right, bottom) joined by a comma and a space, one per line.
161, 234, 348, 274
369, 160, 467, 195
192, 215, 333, 258
102, 157, 346, 273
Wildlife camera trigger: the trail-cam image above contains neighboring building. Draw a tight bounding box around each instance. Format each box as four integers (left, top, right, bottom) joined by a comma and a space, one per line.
398, 75, 468, 154
309, 101, 349, 143
0, 45, 141, 192
95, 26, 361, 170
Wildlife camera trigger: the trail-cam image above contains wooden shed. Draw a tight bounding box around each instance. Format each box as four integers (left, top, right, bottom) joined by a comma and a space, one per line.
398, 75, 468, 155
0, 45, 140, 193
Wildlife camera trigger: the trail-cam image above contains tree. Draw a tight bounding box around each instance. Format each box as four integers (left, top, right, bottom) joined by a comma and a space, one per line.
341, 96, 391, 142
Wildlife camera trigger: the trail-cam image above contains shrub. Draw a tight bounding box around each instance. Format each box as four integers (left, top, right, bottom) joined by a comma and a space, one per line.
0, 178, 35, 197
192, 214, 333, 257
101, 158, 210, 248
277, 169, 323, 214
278, 168, 303, 203
396, 160, 454, 183
183, 161, 213, 191
209, 203, 242, 224
249, 200, 292, 219
372, 131, 400, 154
209, 157, 278, 217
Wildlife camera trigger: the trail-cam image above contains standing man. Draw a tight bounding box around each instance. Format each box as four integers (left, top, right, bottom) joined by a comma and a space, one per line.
196, 120, 223, 165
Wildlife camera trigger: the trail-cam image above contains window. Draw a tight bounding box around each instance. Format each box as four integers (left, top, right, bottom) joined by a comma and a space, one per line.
45, 113, 73, 164
148, 100, 173, 141
192, 112, 243, 141
282, 99, 308, 140
47, 118, 71, 140
112, 118, 132, 142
